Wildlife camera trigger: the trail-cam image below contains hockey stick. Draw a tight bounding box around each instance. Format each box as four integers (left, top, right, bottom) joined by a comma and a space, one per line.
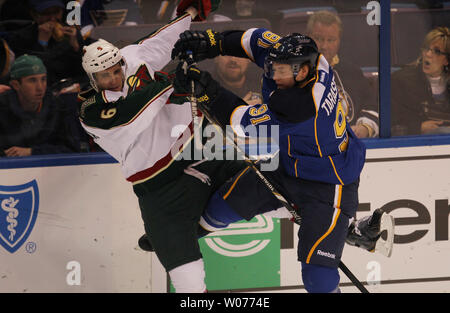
338, 262, 369, 293
185, 87, 369, 293
183, 51, 203, 151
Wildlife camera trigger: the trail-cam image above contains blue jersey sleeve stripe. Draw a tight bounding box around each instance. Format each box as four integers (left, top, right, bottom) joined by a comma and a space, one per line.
313, 116, 323, 157
223, 166, 251, 200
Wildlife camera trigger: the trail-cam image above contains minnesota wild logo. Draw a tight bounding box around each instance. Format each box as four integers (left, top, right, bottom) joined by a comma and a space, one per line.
127, 75, 142, 91
127, 64, 152, 93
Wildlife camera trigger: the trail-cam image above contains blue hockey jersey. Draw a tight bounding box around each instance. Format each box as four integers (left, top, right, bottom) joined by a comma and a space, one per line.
211, 28, 366, 185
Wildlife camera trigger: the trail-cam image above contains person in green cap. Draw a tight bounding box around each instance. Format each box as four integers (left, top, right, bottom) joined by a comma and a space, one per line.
0, 54, 80, 157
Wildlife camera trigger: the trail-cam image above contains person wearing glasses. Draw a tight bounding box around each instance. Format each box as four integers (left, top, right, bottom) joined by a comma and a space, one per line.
391, 26, 450, 135
306, 11, 380, 139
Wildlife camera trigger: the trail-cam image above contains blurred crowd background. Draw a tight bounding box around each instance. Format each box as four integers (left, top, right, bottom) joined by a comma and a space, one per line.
0, 0, 449, 157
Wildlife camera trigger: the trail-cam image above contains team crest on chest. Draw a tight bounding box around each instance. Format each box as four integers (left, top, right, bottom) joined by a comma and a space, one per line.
127, 64, 152, 94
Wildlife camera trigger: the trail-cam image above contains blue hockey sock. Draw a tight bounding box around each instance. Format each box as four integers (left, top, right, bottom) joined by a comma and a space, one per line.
201, 191, 244, 230
301, 262, 340, 293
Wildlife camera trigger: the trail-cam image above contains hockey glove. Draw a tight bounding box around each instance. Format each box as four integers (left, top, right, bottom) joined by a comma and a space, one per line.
171, 29, 223, 62
176, 0, 221, 21
138, 234, 154, 252
174, 62, 219, 110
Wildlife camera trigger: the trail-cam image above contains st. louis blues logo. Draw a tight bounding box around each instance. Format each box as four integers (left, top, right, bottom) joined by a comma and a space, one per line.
0, 180, 39, 253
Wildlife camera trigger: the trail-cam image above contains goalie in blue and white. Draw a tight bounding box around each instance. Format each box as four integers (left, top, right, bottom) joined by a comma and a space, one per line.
173, 28, 395, 292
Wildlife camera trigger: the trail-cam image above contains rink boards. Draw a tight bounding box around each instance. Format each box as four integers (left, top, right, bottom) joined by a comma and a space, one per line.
0, 144, 449, 293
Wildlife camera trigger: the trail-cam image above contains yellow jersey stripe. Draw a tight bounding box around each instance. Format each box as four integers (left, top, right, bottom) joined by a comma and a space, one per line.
287, 135, 292, 157
306, 208, 341, 264
223, 166, 250, 200
328, 156, 344, 185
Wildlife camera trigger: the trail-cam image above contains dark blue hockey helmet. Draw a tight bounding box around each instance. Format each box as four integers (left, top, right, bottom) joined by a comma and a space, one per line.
264, 33, 319, 82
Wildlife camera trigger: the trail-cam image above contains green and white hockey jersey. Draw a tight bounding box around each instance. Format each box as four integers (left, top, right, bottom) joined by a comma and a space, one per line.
78, 13, 205, 191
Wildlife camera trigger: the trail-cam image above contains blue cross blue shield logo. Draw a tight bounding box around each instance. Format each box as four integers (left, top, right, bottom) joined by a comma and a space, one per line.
0, 180, 39, 253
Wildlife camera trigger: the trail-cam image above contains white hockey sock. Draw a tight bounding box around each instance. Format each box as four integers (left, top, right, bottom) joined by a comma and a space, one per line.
169, 258, 207, 293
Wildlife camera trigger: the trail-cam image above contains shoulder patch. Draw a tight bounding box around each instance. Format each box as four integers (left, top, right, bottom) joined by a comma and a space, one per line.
80, 96, 96, 119
78, 88, 96, 101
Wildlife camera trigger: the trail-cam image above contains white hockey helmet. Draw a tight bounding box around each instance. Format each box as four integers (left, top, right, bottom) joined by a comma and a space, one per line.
82, 39, 124, 91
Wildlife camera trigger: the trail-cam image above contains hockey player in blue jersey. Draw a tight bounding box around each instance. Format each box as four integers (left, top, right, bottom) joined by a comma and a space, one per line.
172, 28, 394, 292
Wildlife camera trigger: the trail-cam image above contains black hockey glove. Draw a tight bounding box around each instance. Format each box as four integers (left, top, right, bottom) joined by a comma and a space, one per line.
171, 29, 223, 62
173, 62, 220, 109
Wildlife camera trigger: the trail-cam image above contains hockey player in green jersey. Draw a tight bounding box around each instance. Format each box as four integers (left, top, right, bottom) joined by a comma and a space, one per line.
77, 1, 244, 293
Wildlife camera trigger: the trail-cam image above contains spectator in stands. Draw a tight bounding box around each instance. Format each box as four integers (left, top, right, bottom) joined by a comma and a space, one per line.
0, 38, 14, 92
212, 55, 263, 105
4, 0, 89, 87
307, 10, 379, 138
391, 26, 450, 135
0, 54, 80, 157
